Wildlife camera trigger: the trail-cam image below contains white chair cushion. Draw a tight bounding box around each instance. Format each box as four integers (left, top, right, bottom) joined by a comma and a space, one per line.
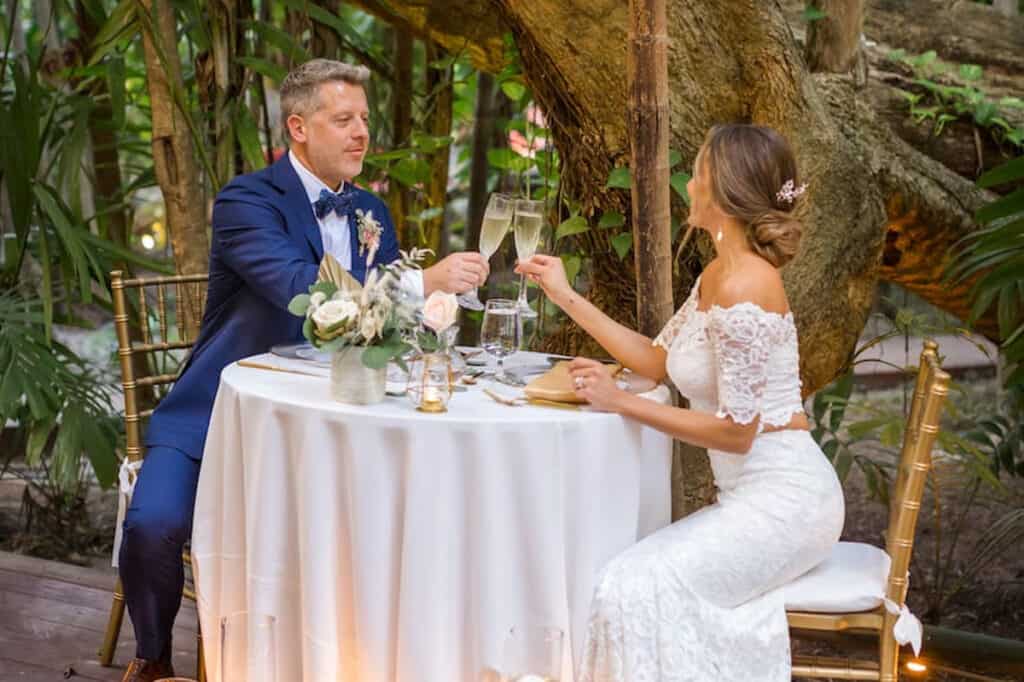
783, 541, 891, 613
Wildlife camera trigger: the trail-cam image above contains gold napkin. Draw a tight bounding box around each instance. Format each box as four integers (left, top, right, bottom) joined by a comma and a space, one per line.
318, 253, 363, 294
523, 360, 621, 404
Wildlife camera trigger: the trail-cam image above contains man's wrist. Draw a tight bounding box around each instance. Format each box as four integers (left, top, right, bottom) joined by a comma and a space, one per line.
422, 264, 439, 296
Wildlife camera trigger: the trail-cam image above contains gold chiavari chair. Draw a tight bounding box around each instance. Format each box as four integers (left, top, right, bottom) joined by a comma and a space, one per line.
99, 270, 209, 681
784, 340, 950, 680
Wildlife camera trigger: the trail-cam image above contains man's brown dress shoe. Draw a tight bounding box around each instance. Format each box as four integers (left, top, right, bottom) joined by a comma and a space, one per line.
121, 657, 175, 682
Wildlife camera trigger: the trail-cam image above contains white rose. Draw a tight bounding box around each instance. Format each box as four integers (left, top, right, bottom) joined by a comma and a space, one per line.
309, 291, 327, 309
422, 291, 459, 333
312, 299, 359, 330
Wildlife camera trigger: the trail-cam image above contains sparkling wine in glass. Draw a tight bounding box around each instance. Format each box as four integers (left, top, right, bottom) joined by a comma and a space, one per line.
513, 199, 544, 319
221, 612, 276, 682
480, 299, 521, 384
500, 625, 563, 682
458, 193, 514, 311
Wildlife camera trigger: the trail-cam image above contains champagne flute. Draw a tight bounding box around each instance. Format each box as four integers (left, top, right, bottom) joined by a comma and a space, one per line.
513, 199, 544, 319
480, 299, 521, 384
500, 625, 564, 682
458, 193, 514, 311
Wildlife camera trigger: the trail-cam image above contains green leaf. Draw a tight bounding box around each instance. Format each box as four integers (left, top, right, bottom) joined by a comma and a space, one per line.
610, 232, 633, 259
802, 4, 827, 22
236, 56, 288, 85
670, 172, 691, 204
555, 215, 589, 241
978, 156, 1024, 188
501, 80, 527, 101
389, 158, 431, 187
247, 19, 312, 63
362, 342, 404, 369
561, 253, 582, 285
959, 64, 983, 82
669, 149, 683, 169
833, 449, 853, 482
977, 187, 1024, 225
598, 210, 625, 229
880, 421, 904, 448
234, 104, 266, 171
605, 167, 631, 189
288, 294, 311, 317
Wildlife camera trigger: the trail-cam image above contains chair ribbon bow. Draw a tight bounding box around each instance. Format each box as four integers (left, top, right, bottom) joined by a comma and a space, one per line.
883, 597, 923, 656
313, 187, 356, 221
111, 458, 144, 568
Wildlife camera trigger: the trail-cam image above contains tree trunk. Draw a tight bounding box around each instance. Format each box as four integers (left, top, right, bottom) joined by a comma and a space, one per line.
423, 41, 452, 262
210, 0, 244, 188
138, 0, 209, 337
349, 0, 998, 396
804, 0, 864, 75
628, 0, 673, 338
387, 26, 414, 248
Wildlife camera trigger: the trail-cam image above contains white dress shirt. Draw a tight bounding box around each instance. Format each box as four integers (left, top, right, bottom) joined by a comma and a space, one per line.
288, 151, 424, 298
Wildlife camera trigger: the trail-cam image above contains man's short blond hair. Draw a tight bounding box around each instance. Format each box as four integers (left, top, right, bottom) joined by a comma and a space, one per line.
280, 59, 370, 142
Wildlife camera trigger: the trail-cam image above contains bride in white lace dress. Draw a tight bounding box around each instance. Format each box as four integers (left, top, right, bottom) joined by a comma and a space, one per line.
516, 124, 844, 681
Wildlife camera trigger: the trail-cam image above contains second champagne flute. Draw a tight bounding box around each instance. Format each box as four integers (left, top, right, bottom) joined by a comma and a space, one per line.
457, 193, 514, 311
513, 199, 544, 319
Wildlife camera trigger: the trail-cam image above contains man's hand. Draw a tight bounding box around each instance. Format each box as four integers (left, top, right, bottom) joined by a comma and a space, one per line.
423, 252, 490, 295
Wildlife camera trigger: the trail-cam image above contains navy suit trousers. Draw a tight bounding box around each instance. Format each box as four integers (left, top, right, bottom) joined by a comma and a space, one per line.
118, 446, 201, 661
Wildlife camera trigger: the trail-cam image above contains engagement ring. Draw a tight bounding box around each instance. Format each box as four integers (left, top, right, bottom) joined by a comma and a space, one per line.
574, 376, 585, 389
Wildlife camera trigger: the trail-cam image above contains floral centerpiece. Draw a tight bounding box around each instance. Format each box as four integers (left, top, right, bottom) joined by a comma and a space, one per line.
287, 249, 428, 403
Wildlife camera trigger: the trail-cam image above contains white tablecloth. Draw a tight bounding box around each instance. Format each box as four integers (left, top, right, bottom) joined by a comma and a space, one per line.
192, 351, 673, 682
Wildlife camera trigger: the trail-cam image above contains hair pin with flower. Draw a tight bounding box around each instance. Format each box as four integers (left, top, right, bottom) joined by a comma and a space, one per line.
776, 179, 807, 205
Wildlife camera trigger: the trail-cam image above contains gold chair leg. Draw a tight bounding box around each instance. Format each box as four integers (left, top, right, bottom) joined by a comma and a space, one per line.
197, 626, 208, 682
98, 577, 126, 666
879, 629, 899, 682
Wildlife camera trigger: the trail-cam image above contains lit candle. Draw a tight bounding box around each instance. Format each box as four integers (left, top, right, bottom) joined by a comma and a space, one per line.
418, 385, 446, 412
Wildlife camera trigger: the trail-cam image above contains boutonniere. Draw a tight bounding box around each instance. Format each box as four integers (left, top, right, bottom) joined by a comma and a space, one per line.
355, 208, 383, 266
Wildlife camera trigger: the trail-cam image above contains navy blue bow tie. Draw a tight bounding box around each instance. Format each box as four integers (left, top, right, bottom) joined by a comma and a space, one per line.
312, 187, 355, 220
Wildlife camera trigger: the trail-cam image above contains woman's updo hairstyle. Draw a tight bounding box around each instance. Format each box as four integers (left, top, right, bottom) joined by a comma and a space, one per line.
697, 124, 805, 268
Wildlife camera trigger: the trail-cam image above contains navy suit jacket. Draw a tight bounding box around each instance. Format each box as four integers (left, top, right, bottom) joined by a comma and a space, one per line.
144, 155, 401, 460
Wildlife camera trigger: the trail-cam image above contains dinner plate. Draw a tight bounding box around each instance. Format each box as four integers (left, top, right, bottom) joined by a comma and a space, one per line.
270, 342, 330, 365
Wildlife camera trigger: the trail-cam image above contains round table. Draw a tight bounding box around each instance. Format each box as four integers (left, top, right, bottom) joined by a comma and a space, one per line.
192, 351, 673, 682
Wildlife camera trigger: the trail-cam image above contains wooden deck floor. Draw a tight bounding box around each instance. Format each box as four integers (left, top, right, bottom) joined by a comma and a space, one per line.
0, 551, 199, 681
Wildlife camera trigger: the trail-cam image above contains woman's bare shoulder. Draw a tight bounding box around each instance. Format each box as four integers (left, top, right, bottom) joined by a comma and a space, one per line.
712, 257, 789, 315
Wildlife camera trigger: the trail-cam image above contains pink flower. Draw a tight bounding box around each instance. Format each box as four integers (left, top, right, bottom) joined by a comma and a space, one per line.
508, 130, 548, 158
422, 291, 459, 333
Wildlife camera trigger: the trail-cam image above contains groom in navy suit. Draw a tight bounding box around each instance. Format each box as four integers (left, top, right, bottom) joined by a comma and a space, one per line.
118, 59, 489, 681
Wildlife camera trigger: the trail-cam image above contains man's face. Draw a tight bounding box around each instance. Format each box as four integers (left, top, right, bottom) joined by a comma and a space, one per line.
289, 81, 369, 187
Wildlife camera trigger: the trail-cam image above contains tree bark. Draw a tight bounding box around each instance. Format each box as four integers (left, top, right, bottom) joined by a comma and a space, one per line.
628, 0, 673, 338
423, 41, 452, 262
138, 0, 209, 337
804, 0, 865, 74
387, 26, 414, 248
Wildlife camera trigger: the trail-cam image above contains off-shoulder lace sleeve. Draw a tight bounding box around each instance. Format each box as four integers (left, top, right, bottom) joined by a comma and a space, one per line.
708, 303, 784, 427
652, 306, 687, 350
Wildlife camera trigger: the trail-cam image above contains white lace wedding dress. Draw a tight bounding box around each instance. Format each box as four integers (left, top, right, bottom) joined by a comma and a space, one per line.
578, 276, 845, 682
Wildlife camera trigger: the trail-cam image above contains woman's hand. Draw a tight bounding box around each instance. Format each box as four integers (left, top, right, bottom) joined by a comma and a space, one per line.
568, 357, 628, 412
514, 255, 574, 307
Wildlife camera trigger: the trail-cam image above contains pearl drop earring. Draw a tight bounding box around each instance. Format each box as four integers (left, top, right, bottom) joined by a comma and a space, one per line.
716, 229, 723, 242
